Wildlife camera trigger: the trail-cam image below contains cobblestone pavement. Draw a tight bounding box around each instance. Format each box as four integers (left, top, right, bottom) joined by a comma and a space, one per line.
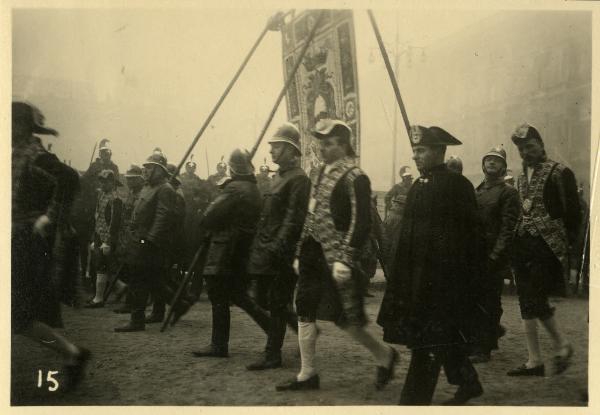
12, 286, 588, 406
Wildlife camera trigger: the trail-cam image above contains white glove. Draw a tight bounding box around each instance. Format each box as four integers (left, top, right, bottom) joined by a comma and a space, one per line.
33, 214, 51, 237
332, 261, 352, 283
90, 242, 95, 250
100, 243, 111, 256
293, 258, 300, 275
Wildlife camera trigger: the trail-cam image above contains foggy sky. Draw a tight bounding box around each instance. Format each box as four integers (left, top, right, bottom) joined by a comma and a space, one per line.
13, 7, 498, 189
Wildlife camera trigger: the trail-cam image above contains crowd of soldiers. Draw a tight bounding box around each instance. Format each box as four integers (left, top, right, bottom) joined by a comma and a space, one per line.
12, 100, 587, 404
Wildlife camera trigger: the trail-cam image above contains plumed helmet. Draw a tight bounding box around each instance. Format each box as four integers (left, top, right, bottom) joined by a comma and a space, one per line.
99, 138, 112, 152
216, 155, 228, 172
228, 148, 254, 176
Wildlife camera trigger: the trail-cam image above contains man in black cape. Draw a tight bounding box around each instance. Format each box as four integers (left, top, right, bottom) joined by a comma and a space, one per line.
377, 125, 488, 405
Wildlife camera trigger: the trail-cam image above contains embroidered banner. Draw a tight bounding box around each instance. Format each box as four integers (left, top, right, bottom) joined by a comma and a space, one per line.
281, 10, 360, 172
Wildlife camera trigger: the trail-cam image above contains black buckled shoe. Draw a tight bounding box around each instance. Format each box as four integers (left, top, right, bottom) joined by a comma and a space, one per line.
552, 344, 574, 375
507, 363, 545, 376
442, 380, 484, 405
192, 346, 229, 358
375, 347, 398, 390
276, 374, 320, 391
246, 355, 282, 371
114, 322, 145, 332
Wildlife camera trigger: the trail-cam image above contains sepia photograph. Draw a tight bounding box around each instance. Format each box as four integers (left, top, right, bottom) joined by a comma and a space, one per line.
4, 0, 596, 410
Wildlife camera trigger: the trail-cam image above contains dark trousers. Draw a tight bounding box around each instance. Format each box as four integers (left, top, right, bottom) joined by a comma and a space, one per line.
205, 274, 271, 352
399, 347, 479, 405
255, 271, 299, 357
475, 267, 505, 354
128, 243, 168, 324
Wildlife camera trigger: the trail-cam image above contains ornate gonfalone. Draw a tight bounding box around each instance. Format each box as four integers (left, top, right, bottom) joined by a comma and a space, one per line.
281, 9, 361, 173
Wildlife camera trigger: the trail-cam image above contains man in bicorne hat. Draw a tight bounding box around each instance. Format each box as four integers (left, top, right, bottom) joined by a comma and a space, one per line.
378, 125, 487, 405
276, 119, 397, 392
471, 146, 520, 363
246, 123, 310, 370
506, 123, 580, 377
114, 151, 176, 332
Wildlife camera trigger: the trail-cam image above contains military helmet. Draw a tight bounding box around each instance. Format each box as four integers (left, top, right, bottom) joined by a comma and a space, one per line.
124, 164, 143, 177
216, 156, 228, 172
99, 138, 112, 153
446, 155, 463, 174
143, 149, 169, 174
268, 122, 302, 153
482, 145, 507, 165
399, 165, 413, 178
167, 163, 182, 185
228, 148, 254, 176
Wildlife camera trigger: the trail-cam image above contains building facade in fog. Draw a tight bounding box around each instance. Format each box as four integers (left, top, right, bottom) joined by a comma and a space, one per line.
406, 11, 591, 196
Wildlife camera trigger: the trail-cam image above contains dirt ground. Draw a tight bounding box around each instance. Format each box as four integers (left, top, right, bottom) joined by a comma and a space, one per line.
11, 283, 588, 406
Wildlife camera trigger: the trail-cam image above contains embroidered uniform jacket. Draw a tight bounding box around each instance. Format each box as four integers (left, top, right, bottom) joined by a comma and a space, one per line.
300, 156, 372, 269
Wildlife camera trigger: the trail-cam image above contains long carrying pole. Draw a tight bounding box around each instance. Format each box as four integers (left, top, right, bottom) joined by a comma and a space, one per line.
367, 10, 411, 138
168, 11, 290, 182
161, 11, 292, 332
248, 10, 327, 159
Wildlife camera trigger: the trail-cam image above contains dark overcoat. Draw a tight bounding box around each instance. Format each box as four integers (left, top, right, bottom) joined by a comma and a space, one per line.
202, 176, 262, 276
377, 164, 488, 351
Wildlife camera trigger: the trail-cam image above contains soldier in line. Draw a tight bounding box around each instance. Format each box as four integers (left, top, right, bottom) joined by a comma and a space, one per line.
84, 169, 124, 308
507, 124, 580, 377
256, 160, 273, 198
206, 157, 229, 199
377, 125, 487, 405
276, 119, 397, 392
383, 166, 413, 265
471, 146, 521, 363
246, 123, 310, 370
192, 149, 271, 358
113, 165, 146, 314
12, 102, 91, 390
446, 155, 463, 174
384, 165, 413, 219
180, 159, 211, 267
114, 151, 177, 332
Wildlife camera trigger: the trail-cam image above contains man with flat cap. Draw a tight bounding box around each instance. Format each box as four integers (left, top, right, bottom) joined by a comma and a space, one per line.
246, 123, 310, 370
507, 123, 580, 377
114, 151, 177, 332
276, 119, 397, 392
192, 148, 271, 358
471, 146, 520, 363
12, 101, 90, 390
377, 125, 487, 405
